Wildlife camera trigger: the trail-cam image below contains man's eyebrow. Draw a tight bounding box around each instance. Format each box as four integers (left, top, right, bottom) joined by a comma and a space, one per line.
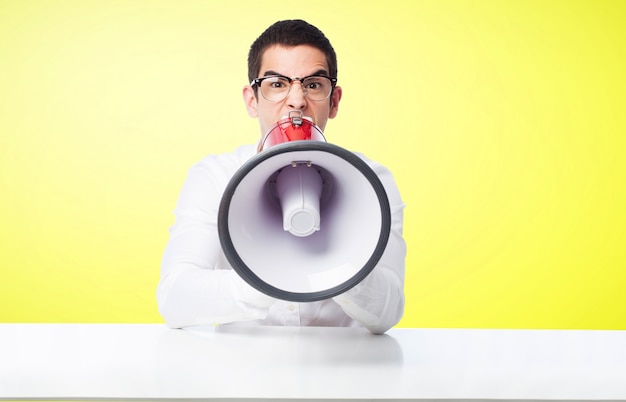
309, 69, 330, 77
262, 69, 330, 78
261, 70, 284, 77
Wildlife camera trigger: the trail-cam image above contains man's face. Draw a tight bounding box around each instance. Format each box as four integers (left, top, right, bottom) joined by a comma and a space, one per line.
243, 44, 342, 141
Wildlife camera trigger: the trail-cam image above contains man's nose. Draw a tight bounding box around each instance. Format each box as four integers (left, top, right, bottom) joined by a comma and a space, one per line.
286, 81, 307, 109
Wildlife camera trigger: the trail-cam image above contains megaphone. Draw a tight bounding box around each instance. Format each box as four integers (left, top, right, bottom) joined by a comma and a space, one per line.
218, 113, 391, 302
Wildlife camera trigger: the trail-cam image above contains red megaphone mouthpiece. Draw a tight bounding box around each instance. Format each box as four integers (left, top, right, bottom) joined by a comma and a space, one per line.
259, 111, 326, 151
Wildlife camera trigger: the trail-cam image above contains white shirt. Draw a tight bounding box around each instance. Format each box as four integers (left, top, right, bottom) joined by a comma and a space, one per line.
157, 144, 406, 334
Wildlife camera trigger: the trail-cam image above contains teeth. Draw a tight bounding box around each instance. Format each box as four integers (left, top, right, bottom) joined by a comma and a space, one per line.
279, 115, 313, 122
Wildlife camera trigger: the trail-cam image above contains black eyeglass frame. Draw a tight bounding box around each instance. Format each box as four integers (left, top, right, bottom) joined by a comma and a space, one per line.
250, 74, 338, 101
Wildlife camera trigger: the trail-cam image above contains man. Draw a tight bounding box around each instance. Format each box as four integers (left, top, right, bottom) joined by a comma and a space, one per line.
157, 20, 406, 334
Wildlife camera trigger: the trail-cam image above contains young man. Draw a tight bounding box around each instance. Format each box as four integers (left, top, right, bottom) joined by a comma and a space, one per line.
157, 20, 406, 334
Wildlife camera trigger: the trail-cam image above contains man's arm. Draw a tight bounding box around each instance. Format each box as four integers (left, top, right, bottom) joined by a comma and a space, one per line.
333, 160, 406, 334
157, 147, 275, 328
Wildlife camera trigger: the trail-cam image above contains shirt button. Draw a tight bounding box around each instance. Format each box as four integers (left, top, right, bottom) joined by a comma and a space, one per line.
287, 304, 296, 311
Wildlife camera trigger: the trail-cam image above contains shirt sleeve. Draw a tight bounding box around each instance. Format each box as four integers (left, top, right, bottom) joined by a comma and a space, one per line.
333, 158, 407, 334
157, 146, 276, 328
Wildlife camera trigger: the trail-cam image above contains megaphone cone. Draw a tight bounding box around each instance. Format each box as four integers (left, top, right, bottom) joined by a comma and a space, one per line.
218, 141, 391, 302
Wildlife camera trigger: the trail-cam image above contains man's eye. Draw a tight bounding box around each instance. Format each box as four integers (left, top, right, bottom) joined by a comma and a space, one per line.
266, 78, 289, 89
304, 78, 328, 91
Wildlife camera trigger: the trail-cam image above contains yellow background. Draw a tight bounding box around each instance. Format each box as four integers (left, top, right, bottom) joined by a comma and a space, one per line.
1, 0, 624, 329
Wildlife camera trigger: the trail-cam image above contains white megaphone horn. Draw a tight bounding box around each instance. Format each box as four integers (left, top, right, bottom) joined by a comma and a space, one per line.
218, 112, 391, 302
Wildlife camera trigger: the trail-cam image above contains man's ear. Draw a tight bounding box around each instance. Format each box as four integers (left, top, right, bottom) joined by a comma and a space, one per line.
329, 85, 342, 119
243, 85, 258, 117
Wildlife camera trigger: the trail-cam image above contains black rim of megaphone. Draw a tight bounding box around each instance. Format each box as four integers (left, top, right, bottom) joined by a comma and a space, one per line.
218, 141, 392, 302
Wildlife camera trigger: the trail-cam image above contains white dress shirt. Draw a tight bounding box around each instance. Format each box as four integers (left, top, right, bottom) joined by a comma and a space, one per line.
157, 144, 406, 334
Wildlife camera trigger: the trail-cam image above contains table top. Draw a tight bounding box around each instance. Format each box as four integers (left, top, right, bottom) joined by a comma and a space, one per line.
1, 323, 626, 401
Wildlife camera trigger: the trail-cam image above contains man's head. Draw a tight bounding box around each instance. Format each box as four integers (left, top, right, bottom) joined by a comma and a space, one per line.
247, 20, 338, 85
243, 20, 342, 144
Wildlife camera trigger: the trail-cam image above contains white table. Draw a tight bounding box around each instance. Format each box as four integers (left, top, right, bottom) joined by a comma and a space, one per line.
1, 324, 625, 401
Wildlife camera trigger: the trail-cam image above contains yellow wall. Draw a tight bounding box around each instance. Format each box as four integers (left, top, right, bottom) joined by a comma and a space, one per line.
1, 0, 624, 329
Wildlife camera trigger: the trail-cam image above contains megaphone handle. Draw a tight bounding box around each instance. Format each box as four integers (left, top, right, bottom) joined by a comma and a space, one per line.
275, 163, 323, 237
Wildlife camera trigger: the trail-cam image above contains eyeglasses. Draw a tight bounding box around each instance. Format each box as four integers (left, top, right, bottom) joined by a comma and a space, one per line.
251, 74, 338, 102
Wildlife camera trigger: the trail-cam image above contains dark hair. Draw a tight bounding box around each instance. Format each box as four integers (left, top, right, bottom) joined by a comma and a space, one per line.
247, 19, 338, 85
